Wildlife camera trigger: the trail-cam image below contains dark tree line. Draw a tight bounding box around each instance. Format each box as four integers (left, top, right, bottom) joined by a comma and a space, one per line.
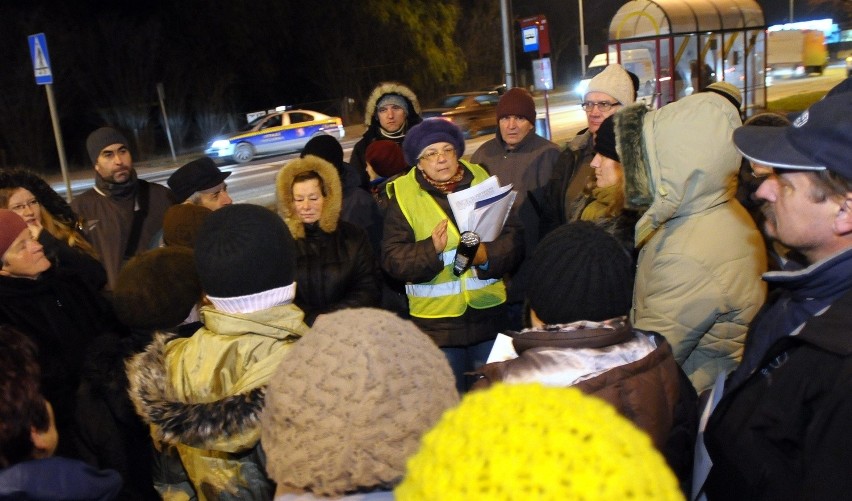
0, 1, 503, 172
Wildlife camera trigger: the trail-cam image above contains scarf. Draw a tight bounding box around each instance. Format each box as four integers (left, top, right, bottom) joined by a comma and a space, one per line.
421, 166, 465, 194
94, 169, 138, 200
580, 184, 623, 221
379, 121, 407, 140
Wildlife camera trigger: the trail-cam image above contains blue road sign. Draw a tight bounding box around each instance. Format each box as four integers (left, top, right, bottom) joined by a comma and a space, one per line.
28, 33, 53, 85
522, 26, 539, 53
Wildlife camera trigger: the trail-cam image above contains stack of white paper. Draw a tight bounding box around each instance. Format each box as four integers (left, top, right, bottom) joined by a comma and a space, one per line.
447, 175, 517, 242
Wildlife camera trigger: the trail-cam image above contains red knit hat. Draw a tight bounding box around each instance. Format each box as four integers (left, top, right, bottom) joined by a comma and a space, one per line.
496, 88, 536, 123
0, 209, 28, 257
366, 140, 408, 178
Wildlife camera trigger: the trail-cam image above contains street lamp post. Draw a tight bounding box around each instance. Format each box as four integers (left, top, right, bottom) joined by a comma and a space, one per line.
579, 0, 587, 77
789, 0, 794, 22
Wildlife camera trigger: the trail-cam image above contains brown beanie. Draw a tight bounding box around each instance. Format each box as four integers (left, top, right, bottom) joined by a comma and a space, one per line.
162, 204, 213, 248
366, 140, 408, 178
112, 247, 202, 330
0, 209, 28, 257
261, 308, 459, 497
496, 88, 536, 123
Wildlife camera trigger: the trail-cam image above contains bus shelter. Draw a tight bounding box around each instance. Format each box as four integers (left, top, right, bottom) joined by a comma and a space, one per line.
605, 0, 766, 114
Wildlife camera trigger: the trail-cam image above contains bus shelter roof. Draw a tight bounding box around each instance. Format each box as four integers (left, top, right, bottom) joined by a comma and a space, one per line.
609, 0, 765, 40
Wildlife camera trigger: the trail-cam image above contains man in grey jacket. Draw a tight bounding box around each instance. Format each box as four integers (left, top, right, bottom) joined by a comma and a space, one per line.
471, 88, 559, 328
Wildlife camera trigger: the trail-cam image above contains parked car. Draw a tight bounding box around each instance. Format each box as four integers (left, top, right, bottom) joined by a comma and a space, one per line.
421, 91, 500, 138
205, 109, 344, 164
480, 83, 507, 95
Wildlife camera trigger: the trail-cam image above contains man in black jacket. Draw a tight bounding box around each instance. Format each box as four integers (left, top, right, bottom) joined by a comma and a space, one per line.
702, 90, 852, 500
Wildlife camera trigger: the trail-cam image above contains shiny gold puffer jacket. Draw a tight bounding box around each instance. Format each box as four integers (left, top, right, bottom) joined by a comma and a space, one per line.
127, 304, 308, 501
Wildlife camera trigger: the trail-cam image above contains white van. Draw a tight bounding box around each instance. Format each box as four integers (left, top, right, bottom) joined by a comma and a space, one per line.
575, 49, 656, 107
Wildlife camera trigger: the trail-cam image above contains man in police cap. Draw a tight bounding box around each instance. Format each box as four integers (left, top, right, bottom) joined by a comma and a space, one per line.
703, 87, 852, 500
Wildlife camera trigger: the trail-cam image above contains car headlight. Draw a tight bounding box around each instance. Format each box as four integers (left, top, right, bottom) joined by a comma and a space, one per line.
211, 139, 231, 149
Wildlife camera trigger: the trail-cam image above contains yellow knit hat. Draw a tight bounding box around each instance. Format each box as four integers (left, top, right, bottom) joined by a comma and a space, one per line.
396, 383, 684, 501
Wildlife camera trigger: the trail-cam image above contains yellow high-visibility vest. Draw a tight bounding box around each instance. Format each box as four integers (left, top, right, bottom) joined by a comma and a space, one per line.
387, 160, 507, 318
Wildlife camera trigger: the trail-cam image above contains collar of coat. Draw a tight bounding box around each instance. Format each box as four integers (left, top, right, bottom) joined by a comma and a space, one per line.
125, 332, 266, 447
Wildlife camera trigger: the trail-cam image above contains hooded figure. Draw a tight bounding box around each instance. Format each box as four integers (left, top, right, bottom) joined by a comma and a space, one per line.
349, 82, 423, 190
276, 155, 381, 325
617, 92, 767, 393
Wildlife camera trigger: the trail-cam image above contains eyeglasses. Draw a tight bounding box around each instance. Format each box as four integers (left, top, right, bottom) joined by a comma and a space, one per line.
581, 101, 620, 112
8, 199, 40, 213
419, 146, 456, 162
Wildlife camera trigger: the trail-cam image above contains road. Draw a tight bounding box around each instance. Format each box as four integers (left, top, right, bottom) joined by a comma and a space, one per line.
52, 68, 844, 207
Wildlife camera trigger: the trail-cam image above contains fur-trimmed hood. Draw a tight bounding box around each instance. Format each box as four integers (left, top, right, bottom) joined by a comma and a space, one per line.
363, 81, 423, 127
275, 155, 343, 239
125, 333, 266, 448
616, 93, 742, 247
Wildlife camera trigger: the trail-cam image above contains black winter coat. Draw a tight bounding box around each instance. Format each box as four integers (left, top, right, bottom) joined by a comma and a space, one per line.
704, 289, 852, 500
0, 269, 120, 458
294, 221, 381, 326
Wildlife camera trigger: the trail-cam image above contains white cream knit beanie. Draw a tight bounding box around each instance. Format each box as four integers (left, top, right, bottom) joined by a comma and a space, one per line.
585, 63, 636, 106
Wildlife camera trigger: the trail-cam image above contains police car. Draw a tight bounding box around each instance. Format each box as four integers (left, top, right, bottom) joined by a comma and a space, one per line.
205, 108, 345, 164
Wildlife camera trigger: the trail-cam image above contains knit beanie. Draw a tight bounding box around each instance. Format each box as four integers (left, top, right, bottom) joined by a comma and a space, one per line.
366, 140, 409, 177
594, 115, 620, 162
112, 247, 201, 330
86, 127, 129, 165
395, 383, 683, 501
162, 204, 213, 248
261, 308, 459, 497
0, 209, 28, 257
167, 157, 231, 203
300, 134, 345, 174
376, 94, 410, 116
402, 119, 466, 166
496, 88, 536, 123
194, 204, 295, 297
527, 221, 633, 324
585, 64, 636, 106
704, 81, 742, 110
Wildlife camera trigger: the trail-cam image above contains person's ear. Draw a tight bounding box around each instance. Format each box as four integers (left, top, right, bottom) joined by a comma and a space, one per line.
30, 400, 58, 459
834, 197, 852, 236
529, 308, 545, 328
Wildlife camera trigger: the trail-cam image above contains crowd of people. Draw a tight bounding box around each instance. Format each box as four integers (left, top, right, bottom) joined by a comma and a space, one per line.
1, 73, 851, 501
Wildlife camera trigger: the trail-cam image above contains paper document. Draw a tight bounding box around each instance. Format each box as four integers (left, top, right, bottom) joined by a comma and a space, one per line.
447, 175, 516, 242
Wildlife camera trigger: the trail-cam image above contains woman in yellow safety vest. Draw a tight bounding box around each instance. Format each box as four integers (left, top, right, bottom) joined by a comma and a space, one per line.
381, 119, 524, 393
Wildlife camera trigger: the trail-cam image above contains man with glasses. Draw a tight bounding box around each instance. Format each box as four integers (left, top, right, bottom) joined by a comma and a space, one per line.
471, 88, 560, 329
541, 64, 636, 235
703, 90, 852, 500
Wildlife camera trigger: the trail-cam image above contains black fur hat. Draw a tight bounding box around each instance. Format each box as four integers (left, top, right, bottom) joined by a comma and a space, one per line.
194, 204, 295, 297
113, 247, 201, 330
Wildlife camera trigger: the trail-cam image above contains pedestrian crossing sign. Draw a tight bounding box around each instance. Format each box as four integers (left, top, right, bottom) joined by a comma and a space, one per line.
28, 33, 53, 85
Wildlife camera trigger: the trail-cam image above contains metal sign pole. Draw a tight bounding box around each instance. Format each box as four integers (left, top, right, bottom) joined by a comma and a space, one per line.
44, 84, 72, 202
157, 83, 177, 162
